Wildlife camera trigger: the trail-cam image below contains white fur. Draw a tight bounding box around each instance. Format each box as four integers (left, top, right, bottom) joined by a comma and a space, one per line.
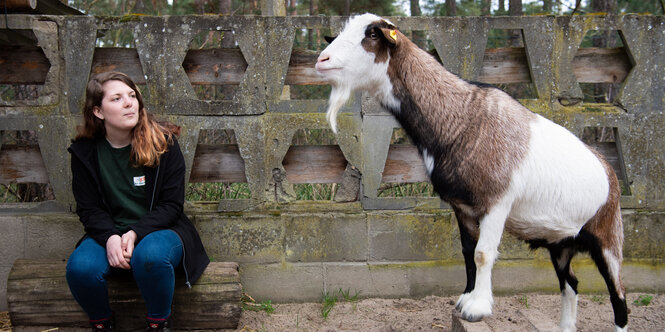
422, 148, 435, 176
557, 248, 573, 269
604, 248, 623, 293
458, 195, 512, 321
316, 14, 396, 133
316, 13, 623, 327
615, 325, 628, 332
560, 282, 578, 332
505, 115, 610, 243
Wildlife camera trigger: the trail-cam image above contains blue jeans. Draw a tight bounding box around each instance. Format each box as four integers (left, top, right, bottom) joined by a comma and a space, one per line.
66, 230, 183, 320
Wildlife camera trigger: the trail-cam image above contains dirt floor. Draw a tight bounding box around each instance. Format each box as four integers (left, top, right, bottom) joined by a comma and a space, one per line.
234, 293, 664, 332
1, 293, 662, 331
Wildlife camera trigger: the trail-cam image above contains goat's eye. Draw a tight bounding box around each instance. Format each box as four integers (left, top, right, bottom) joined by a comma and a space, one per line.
369, 31, 378, 40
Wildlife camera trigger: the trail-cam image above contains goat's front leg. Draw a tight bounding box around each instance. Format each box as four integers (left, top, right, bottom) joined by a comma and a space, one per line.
453, 209, 478, 312
459, 200, 511, 322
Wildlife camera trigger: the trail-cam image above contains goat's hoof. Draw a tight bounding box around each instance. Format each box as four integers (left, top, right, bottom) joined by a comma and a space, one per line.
460, 296, 492, 322
455, 292, 471, 310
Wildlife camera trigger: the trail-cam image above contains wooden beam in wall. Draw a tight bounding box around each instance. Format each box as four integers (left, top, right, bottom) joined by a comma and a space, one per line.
0, 47, 632, 85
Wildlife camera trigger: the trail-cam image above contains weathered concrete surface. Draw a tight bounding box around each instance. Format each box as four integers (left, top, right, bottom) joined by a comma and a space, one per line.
1, 209, 663, 310
1, 14, 664, 312
1, 15, 664, 209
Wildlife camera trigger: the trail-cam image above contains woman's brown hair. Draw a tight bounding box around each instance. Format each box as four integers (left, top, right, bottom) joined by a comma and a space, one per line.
76, 72, 180, 167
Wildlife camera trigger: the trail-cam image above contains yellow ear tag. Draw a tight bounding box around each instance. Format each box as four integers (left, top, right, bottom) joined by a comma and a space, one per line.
389, 30, 397, 41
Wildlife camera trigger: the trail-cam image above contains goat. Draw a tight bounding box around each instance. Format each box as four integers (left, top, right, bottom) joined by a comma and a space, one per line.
315, 13, 627, 332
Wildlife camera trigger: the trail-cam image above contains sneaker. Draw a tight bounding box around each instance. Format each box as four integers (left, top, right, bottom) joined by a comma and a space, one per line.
145, 315, 172, 332
90, 314, 114, 331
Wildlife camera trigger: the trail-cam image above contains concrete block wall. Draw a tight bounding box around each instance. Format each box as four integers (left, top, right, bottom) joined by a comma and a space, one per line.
2, 209, 663, 310
1, 14, 664, 310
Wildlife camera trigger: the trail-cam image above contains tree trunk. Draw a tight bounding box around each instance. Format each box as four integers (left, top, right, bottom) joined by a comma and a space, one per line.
445, 0, 456, 16
508, 0, 523, 47
308, 0, 315, 49
481, 0, 491, 15
498, 0, 505, 14
592, 0, 617, 13
543, 0, 552, 12
288, 0, 296, 15
219, 0, 230, 14
410, 0, 422, 16
410, 0, 425, 48
344, 0, 350, 16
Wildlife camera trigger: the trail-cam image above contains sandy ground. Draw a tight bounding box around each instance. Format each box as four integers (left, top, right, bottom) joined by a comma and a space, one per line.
234, 293, 664, 332
1, 293, 662, 331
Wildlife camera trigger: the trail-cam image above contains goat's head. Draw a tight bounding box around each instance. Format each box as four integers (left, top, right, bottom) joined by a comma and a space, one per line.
316, 13, 399, 133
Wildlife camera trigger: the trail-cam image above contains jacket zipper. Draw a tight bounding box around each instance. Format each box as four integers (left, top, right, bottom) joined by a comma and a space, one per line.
149, 164, 191, 288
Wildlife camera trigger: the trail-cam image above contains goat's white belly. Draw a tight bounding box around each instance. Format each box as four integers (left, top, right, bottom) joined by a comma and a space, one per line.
504, 115, 610, 243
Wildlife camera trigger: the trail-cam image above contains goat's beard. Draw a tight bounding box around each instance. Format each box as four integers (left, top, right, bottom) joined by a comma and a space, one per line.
325, 85, 351, 134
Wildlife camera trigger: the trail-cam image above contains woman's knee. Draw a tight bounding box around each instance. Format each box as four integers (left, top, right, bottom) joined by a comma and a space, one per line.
132, 231, 182, 269
67, 239, 108, 282
66, 255, 107, 284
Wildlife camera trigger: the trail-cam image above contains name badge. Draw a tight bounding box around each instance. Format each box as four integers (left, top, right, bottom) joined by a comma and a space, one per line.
133, 175, 146, 186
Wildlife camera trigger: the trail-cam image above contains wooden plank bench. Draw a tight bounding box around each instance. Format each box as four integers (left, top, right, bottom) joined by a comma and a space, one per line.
7, 259, 242, 331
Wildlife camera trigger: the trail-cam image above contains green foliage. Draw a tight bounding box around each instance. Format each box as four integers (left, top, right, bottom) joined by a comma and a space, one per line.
321, 288, 361, 319
186, 183, 251, 200
0, 184, 21, 203
242, 293, 276, 314
292, 128, 337, 145
316, 0, 401, 16
294, 183, 339, 200
591, 295, 605, 304
518, 294, 529, 308
378, 182, 437, 198
633, 294, 653, 307
321, 291, 338, 319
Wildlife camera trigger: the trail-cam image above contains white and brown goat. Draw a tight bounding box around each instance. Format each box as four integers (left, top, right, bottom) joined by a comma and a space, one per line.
315, 13, 627, 331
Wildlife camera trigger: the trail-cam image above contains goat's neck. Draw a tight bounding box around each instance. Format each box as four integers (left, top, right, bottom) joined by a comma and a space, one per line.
383, 44, 477, 150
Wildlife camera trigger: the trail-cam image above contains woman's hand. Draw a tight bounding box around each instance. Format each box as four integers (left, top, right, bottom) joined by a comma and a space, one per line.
121, 230, 137, 263
106, 235, 131, 269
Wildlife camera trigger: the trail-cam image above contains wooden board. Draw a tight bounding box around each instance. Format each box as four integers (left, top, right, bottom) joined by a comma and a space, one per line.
7, 259, 242, 330
2, 142, 625, 186
1, 46, 632, 85
0, 144, 49, 184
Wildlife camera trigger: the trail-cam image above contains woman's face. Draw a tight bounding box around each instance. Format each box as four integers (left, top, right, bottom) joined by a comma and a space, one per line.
93, 80, 139, 136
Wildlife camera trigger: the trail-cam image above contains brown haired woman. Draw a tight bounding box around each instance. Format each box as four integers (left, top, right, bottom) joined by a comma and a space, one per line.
66, 72, 209, 331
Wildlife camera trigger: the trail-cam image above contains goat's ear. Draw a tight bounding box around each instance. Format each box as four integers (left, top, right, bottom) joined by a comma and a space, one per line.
379, 28, 398, 46
324, 36, 336, 44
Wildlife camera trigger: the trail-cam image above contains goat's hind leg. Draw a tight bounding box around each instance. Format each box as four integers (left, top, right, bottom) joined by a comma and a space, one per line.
459, 201, 511, 322
588, 239, 628, 331
548, 246, 579, 332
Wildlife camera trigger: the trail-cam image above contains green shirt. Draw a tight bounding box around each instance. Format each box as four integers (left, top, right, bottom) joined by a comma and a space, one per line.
97, 139, 148, 232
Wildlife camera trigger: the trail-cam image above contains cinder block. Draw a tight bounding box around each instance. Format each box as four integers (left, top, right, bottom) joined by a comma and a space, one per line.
0, 216, 26, 267
24, 214, 81, 259
195, 214, 284, 264
451, 309, 492, 332
324, 263, 409, 298
368, 212, 461, 261
283, 214, 367, 262
407, 263, 466, 297
240, 263, 324, 302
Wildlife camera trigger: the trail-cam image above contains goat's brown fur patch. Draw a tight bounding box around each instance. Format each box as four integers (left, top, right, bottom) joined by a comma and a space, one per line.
361, 21, 396, 64
380, 30, 535, 216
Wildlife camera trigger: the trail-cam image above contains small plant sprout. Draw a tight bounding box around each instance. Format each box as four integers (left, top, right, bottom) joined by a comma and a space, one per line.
320, 288, 362, 318
242, 292, 276, 314
518, 294, 529, 309
633, 294, 653, 307
321, 291, 338, 319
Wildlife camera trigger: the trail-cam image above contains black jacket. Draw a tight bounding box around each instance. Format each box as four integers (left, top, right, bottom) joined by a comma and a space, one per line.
68, 137, 209, 286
